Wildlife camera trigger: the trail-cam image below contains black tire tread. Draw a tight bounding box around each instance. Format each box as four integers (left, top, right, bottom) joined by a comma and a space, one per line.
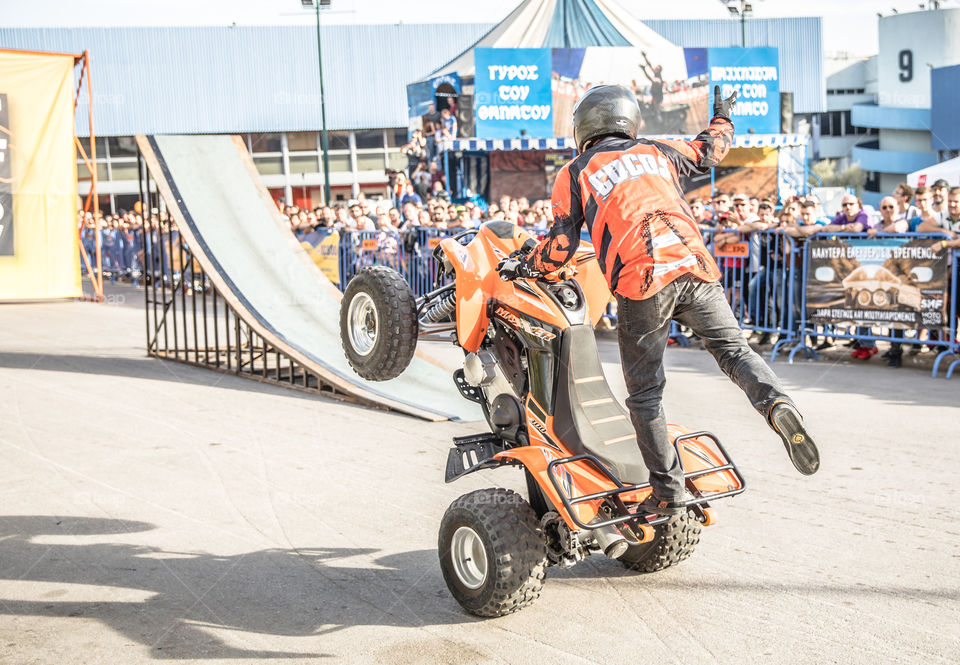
340, 266, 418, 381
439, 488, 547, 617
619, 511, 701, 573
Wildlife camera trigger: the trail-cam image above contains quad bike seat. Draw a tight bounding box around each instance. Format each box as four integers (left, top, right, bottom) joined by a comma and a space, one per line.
551, 325, 650, 485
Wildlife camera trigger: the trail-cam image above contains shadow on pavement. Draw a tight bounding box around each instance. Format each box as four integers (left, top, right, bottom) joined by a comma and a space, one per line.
0, 516, 475, 660
0, 351, 360, 408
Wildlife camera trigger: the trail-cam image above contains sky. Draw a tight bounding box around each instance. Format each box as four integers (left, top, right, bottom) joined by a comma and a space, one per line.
5, 0, 959, 59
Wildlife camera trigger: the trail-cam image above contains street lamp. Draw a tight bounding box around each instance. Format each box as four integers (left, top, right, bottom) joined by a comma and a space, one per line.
301, 0, 332, 204
720, 0, 753, 47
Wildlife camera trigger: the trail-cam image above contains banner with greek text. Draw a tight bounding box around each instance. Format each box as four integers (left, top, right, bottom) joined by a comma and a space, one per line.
707, 48, 780, 135
805, 237, 950, 329
474, 48, 553, 140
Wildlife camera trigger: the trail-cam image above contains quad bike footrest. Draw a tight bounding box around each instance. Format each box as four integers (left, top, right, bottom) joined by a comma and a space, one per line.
546, 430, 746, 530
444, 433, 507, 483
453, 368, 485, 405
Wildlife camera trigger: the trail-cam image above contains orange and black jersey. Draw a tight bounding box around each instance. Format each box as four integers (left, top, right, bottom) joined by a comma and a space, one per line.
526, 116, 734, 300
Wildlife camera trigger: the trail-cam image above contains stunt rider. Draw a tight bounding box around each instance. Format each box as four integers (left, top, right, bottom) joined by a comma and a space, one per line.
499, 84, 820, 515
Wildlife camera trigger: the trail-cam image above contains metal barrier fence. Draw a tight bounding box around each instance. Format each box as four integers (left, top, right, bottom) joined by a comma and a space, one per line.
336, 227, 450, 298
333, 226, 960, 378
703, 228, 803, 361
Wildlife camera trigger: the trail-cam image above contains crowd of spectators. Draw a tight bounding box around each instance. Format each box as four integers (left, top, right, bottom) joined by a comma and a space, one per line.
79, 168, 958, 371
78, 209, 150, 284
686, 179, 960, 367
278, 188, 555, 241
689, 178, 959, 241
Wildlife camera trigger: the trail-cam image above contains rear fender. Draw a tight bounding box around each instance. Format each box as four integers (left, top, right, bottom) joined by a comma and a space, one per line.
494, 446, 607, 529
669, 424, 744, 495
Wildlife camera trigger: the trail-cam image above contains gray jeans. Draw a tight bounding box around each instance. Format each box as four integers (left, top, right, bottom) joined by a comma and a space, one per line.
617, 274, 790, 500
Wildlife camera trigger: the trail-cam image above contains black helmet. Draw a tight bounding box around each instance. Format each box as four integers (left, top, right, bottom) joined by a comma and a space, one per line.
572, 85, 642, 153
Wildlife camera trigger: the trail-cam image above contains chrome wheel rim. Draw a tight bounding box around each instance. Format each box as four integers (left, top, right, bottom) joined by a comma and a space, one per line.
450, 526, 488, 590
347, 292, 378, 356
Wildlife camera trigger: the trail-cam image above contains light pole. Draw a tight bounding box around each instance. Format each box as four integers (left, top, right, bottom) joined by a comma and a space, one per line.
721, 0, 753, 47
301, 0, 332, 204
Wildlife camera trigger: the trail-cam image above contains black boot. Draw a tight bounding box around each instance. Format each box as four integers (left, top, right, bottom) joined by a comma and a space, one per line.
768, 402, 820, 476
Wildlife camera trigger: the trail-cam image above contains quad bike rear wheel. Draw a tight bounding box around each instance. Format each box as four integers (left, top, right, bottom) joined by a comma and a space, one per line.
438, 488, 547, 617
620, 511, 701, 573
339, 266, 418, 381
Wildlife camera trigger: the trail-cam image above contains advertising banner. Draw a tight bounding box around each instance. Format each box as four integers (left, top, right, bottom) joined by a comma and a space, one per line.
805, 237, 950, 329
301, 228, 340, 286
406, 73, 462, 132
0, 93, 11, 255
707, 47, 780, 135
472, 46, 778, 139
552, 46, 709, 137
0, 50, 80, 299
474, 48, 553, 139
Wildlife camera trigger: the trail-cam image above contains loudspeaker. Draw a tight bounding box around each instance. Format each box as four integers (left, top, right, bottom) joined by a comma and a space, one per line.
780, 92, 794, 134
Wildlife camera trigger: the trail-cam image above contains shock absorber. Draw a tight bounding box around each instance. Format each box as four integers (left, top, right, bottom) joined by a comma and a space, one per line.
422, 291, 457, 322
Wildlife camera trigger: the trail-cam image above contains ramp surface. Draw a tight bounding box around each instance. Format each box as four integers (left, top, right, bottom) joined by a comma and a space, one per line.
137, 134, 480, 422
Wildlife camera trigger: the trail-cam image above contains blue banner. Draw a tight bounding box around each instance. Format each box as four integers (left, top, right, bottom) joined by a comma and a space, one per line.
707, 48, 780, 134
474, 48, 553, 139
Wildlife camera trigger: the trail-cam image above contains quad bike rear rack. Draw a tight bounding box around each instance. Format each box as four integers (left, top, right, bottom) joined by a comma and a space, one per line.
546, 431, 746, 530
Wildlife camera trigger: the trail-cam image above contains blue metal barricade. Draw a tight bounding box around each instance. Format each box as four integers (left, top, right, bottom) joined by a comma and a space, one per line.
331, 225, 960, 379
337, 227, 452, 298
704, 228, 801, 361
937, 250, 960, 378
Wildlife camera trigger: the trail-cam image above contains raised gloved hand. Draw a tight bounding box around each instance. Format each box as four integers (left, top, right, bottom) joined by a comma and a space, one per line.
497, 257, 535, 281
713, 85, 738, 120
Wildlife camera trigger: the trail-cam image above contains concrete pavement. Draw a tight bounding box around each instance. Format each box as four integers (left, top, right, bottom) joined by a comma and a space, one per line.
1, 296, 958, 664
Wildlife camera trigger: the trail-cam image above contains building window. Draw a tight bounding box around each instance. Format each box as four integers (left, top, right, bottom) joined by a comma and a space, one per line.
110, 162, 139, 181
356, 153, 385, 171
250, 133, 282, 153
289, 155, 319, 174
108, 136, 138, 158
354, 129, 385, 150
77, 137, 107, 159
253, 156, 283, 175
328, 131, 350, 150
388, 152, 408, 172
326, 154, 351, 172
287, 131, 318, 151
387, 128, 409, 147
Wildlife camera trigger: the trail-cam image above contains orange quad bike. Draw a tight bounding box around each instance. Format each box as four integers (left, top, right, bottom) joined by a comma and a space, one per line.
339, 220, 745, 617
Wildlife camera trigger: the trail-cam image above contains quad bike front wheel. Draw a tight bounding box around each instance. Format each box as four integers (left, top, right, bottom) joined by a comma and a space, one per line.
339, 266, 418, 381
619, 510, 702, 573
438, 488, 547, 617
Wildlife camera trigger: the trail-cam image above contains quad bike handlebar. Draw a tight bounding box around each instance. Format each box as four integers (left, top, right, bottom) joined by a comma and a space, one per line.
497, 238, 578, 283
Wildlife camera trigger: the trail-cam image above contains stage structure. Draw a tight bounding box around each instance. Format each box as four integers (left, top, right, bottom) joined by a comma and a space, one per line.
405, 0, 808, 205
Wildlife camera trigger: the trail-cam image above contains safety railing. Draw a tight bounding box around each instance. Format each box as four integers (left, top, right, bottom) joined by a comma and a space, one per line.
336, 227, 450, 298
698, 228, 959, 375
790, 233, 959, 377
702, 228, 803, 361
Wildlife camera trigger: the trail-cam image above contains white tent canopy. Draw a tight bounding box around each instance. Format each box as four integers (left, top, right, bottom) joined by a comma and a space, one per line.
907, 156, 960, 188
426, 0, 686, 80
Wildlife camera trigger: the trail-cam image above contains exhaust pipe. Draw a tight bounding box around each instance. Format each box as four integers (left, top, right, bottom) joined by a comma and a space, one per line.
592, 523, 628, 559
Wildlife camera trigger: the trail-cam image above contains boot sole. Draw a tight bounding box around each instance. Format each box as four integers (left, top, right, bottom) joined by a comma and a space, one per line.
770, 404, 820, 475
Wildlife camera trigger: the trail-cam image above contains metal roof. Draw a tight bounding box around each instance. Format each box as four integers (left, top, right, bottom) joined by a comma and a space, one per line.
0, 18, 824, 137
0, 24, 493, 136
